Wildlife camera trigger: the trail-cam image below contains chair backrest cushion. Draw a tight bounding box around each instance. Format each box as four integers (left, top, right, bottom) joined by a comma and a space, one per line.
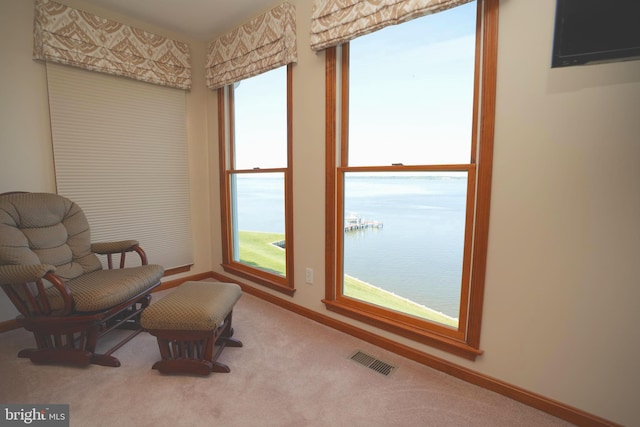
0, 192, 102, 281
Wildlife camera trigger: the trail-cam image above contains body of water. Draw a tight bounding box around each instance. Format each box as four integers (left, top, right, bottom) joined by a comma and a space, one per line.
236, 173, 467, 318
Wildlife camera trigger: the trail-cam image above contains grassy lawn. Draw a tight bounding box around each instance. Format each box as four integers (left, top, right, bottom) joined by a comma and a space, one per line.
239, 231, 458, 328
239, 231, 286, 276
343, 275, 458, 327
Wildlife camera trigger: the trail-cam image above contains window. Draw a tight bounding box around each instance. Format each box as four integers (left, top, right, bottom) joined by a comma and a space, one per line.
324, 0, 498, 359
218, 65, 295, 295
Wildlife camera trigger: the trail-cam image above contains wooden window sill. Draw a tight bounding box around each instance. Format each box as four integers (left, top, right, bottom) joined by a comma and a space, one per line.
323, 299, 483, 361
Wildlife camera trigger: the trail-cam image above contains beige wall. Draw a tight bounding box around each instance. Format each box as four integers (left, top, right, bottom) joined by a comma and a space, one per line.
487, 1, 639, 423
1, 0, 639, 425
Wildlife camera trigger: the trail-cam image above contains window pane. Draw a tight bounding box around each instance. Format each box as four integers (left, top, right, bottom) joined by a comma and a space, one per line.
234, 67, 287, 169
231, 172, 286, 276
348, 4, 477, 166
342, 171, 467, 327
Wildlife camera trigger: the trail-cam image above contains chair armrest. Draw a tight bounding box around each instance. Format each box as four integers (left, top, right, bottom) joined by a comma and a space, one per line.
0, 264, 56, 285
91, 240, 140, 255
91, 240, 148, 268
0, 265, 74, 316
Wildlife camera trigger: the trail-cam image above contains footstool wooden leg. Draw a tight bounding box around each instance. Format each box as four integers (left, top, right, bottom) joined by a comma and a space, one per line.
216, 313, 244, 348
209, 311, 243, 373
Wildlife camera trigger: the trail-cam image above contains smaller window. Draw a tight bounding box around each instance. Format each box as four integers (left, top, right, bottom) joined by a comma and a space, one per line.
218, 65, 295, 294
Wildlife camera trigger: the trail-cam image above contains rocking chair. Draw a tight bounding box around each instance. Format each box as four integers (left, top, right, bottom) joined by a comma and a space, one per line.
0, 192, 164, 367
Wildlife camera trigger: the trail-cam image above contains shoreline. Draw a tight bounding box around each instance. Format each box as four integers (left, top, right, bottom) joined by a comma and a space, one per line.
242, 230, 459, 326
344, 273, 459, 324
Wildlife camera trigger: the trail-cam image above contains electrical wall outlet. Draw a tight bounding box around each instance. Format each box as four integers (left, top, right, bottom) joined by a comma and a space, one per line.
305, 268, 313, 284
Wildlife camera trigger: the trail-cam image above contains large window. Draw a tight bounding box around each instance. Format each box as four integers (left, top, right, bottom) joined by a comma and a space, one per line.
218, 65, 295, 294
324, 0, 497, 359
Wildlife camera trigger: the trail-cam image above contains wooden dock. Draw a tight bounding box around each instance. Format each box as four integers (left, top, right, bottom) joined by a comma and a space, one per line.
344, 215, 383, 232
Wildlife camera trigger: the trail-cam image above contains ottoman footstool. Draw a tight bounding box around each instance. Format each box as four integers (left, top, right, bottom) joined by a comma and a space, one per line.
141, 281, 242, 375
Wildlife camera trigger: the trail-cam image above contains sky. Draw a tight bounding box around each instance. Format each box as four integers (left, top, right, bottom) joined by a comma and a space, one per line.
233, 1, 478, 169
233, 66, 287, 169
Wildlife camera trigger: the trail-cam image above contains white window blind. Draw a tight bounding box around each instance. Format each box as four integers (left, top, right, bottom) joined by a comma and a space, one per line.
46, 63, 193, 270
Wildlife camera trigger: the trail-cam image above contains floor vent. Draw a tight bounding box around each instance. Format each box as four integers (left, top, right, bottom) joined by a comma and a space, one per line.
349, 350, 397, 376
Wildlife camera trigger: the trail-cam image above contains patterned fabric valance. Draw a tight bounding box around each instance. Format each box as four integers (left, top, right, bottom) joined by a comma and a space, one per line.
206, 3, 297, 90
33, 0, 192, 90
310, 0, 473, 51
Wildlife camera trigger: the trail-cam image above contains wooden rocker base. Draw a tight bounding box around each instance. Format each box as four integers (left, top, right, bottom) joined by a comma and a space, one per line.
19, 347, 94, 366
15, 293, 154, 368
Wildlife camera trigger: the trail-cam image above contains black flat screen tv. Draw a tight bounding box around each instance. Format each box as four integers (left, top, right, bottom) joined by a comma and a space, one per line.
551, 0, 640, 68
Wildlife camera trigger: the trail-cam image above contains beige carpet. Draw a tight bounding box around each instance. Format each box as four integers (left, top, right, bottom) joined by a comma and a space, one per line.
0, 289, 573, 427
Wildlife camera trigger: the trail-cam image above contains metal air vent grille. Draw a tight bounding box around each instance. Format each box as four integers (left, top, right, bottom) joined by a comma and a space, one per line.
349, 350, 397, 376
